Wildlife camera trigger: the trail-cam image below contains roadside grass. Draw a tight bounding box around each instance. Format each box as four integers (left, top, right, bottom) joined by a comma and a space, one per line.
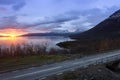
0, 43, 83, 73
0, 55, 69, 73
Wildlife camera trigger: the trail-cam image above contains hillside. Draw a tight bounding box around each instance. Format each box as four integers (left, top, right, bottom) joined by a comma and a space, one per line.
71, 9, 120, 39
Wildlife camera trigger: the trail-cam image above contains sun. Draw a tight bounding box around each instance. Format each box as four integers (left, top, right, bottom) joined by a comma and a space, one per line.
0, 33, 18, 38
9, 34, 17, 38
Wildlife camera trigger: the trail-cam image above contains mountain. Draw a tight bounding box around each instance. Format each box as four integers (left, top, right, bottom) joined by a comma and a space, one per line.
22, 32, 77, 37
71, 9, 120, 39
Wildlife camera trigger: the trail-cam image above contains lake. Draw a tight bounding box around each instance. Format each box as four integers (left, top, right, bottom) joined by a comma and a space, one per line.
0, 36, 72, 50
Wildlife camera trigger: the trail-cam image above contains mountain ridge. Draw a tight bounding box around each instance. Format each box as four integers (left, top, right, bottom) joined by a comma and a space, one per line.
22, 32, 77, 37
71, 9, 120, 39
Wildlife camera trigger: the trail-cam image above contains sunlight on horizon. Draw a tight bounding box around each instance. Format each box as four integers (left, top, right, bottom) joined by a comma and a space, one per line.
0, 28, 27, 46
0, 28, 26, 37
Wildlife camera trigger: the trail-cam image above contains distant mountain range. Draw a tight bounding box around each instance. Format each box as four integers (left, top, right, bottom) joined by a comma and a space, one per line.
71, 9, 120, 39
22, 32, 77, 37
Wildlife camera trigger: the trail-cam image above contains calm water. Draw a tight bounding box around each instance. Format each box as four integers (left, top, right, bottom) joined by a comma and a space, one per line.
0, 36, 72, 49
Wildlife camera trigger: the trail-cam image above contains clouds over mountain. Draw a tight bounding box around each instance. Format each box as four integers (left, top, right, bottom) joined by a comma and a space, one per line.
0, 13, 79, 32
0, 0, 120, 33
0, 6, 120, 33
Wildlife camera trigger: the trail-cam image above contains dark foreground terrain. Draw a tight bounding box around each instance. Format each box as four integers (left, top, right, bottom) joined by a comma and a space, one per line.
43, 65, 120, 80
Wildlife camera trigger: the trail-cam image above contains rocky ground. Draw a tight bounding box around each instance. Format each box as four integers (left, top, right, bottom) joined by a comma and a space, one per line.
42, 65, 120, 80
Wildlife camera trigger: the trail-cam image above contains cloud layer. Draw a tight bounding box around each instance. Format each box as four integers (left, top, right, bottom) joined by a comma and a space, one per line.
0, 0, 26, 11
0, 0, 120, 33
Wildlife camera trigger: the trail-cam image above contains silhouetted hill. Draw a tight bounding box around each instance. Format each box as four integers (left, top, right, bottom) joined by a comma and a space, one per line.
71, 9, 120, 39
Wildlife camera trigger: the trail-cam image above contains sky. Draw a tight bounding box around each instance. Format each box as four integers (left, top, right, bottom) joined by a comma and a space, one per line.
0, 0, 120, 34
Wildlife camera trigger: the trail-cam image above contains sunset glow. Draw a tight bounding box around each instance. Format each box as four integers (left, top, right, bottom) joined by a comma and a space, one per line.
0, 29, 26, 37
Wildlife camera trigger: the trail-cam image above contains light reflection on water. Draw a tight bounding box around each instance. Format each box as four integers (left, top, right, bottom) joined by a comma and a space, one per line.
0, 36, 72, 49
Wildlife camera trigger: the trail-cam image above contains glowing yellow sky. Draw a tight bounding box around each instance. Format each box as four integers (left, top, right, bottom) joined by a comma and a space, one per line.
0, 29, 26, 37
